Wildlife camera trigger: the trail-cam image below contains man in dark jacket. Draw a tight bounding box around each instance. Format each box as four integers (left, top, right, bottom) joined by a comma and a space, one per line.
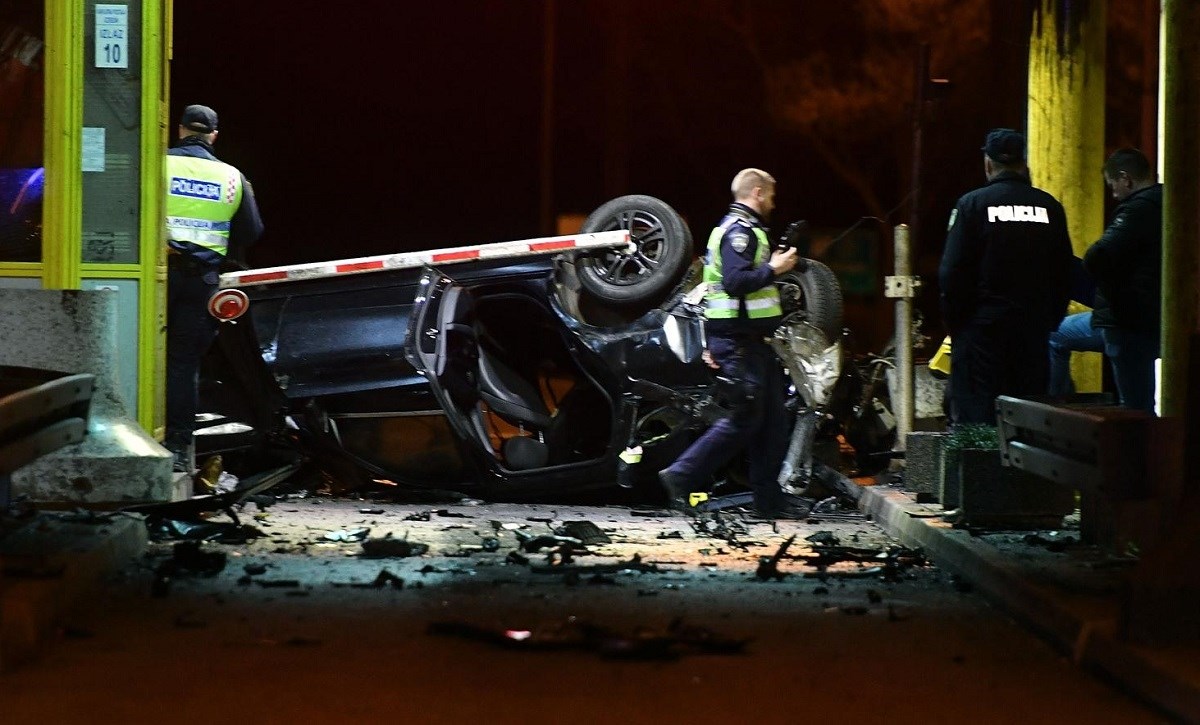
1082, 148, 1162, 413
164, 104, 264, 471
939, 129, 1073, 425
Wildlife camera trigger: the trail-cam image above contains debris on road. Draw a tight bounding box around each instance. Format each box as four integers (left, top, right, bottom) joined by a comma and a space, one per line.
554, 520, 612, 546
427, 616, 749, 660
755, 534, 796, 582
323, 527, 370, 542
360, 533, 430, 558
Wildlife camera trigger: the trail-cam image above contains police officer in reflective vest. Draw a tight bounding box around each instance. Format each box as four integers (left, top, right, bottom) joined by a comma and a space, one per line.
938, 128, 1072, 425
165, 104, 263, 471
659, 168, 804, 518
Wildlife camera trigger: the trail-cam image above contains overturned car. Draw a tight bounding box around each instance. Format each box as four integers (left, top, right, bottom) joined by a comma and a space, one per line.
198, 195, 864, 499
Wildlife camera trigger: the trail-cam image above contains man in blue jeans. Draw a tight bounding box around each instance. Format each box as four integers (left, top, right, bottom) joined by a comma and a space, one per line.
1082, 148, 1162, 413
1047, 310, 1105, 396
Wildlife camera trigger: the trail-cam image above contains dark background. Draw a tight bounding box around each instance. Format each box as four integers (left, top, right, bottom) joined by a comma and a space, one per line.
165, 0, 1155, 349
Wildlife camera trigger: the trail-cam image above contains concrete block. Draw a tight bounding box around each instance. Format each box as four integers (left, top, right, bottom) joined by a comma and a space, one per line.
959, 448, 1075, 528
0, 289, 174, 504
904, 431, 947, 500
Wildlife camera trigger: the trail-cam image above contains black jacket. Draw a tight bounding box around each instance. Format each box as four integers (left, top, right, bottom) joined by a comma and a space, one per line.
938, 171, 1073, 336
1082, 184, 1162, 336
167, 136, 264, 267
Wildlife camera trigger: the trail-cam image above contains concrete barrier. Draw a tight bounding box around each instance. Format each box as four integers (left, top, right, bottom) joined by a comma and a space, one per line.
0, 289, 174, 504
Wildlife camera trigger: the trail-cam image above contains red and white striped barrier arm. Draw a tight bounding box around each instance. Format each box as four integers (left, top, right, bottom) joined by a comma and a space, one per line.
219, 230, 632, 289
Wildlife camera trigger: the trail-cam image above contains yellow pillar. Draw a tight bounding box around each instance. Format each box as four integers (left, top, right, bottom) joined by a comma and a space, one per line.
42, 0, 86, 290
1027, 0, 1106, 393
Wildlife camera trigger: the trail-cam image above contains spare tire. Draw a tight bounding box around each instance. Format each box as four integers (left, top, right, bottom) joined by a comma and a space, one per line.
776, 260, 844, 339
575, 195, 693, 307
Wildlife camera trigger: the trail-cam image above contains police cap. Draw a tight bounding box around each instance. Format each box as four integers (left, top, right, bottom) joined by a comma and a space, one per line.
181, 104, 218, 133
981, 128, 1025, 164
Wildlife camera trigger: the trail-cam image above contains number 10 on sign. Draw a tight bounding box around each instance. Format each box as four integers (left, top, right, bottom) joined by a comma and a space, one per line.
95, 4, 128, 69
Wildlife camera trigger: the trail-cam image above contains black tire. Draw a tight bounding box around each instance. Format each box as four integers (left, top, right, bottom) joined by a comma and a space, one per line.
776, 260, 844, 339
575, 195, 693, 307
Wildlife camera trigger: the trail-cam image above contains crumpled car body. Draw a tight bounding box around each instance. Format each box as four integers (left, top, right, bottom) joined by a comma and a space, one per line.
198, 198, 848, 498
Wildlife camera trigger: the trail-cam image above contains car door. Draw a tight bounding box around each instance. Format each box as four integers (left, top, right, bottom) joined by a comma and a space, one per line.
403, 267, 495, 466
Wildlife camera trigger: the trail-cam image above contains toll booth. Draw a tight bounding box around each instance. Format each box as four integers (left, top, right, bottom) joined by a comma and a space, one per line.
0, 1, 171, 436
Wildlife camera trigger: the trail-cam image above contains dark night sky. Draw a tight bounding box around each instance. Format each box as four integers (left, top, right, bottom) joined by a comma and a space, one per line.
170, 1, 1013, 266
170, 0, 1152, 347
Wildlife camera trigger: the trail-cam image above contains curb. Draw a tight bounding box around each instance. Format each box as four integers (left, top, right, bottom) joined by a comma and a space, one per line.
856, 483, 1200, 722
0, 513, 147, 669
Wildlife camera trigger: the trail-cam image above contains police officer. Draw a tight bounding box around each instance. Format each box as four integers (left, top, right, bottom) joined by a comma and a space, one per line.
939, 129, 1073, 425
165, 104, 263, 471
659, 168, 804, 518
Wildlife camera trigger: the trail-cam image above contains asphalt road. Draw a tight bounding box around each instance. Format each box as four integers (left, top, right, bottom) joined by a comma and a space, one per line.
0, 498, 1165, 724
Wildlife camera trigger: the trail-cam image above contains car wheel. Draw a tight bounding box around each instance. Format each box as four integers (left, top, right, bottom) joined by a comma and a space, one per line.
776, 260, 844, 339
575, 195, 693, 307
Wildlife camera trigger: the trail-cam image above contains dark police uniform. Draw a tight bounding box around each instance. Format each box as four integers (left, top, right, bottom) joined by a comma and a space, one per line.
165, 124, 263, 468
662, 202, 792, 517
939, 170, 1073, 424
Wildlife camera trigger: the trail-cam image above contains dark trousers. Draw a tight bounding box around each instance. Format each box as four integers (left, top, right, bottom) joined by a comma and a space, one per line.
666, 335, 790, 512
166, 263, 219, 449
1101, 326, 1160, 414
950, 320, 1050, 425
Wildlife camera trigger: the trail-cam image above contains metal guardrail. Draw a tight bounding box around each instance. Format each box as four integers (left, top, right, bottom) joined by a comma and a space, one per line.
996, 395, 1157, 545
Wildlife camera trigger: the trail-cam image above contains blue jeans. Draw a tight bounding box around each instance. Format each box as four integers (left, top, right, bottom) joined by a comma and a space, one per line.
1101, 326, 1160, 413
666, 335, 790, 513
1047, 311, 1104, 396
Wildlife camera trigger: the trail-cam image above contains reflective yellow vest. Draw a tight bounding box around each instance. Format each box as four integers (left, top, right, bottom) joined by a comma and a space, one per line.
165, 154, 243, 256
703, 222, 783, 320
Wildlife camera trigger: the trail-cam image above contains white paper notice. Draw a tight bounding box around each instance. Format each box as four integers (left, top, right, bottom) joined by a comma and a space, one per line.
95, 5, 128, 69
82, 127, 106, 172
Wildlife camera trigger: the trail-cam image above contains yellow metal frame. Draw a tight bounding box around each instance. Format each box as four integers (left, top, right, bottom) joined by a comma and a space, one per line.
42, 0, 85, 289
36, 0, 171, 433
138, 0, 170, 433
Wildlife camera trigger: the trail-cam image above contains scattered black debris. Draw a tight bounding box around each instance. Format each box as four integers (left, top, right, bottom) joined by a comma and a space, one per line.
428, 616, 749, 660
351, 569, 405, 589
657, 530, 684, 540
516, 531, 586, 553
506, 551, 530, 566
148, 518, 265, 544
795, 544, 926, 582
528, 553, 671, 576
359, 508, 385, 515
689, 512, 762, 551
361, 533, 430, 558
256, 579, 301, 589
243, 494, 275, 511
527, 516, 555, 523
755, 535, 796, 582
1022, 532, 1078, 552
324, 527, 370, 542
243, 563, 268, 576
630, 509, 668, 517
554, 520, 612, 546
867, 589, 884, 604
480, 537, 501, 552
418, 564, 448, 574
435, 509, 472, 518
172, 541, 227, 576
812, 586, 829, 596
805, 531, 840, 547
403, 511, 431, 522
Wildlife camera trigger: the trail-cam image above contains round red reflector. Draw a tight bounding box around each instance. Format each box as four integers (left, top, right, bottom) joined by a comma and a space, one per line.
208, 289, 249, 321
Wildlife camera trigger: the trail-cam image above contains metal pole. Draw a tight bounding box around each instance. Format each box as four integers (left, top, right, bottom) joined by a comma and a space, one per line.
889, 224, 915, 452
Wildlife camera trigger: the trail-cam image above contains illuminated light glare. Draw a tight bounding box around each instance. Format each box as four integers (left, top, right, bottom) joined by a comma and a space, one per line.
505, 630, 533, 641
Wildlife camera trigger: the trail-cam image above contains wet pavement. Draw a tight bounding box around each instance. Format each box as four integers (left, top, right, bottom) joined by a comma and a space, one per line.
0, 497, 1164, 724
